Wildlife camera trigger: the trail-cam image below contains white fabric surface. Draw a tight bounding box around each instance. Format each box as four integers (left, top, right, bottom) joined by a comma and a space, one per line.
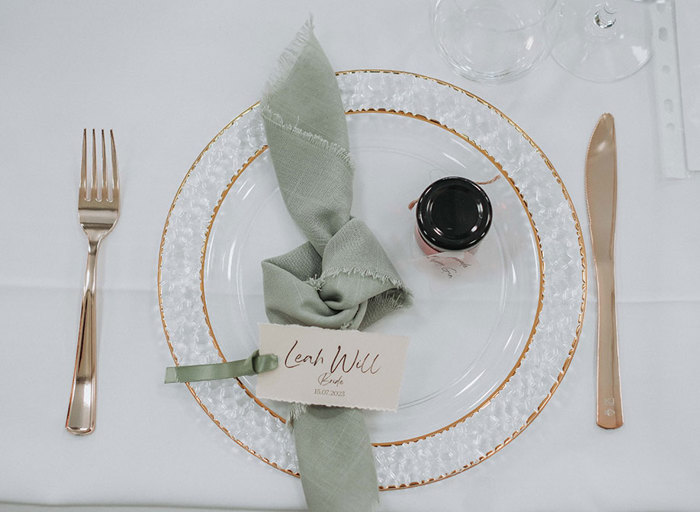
1, 1, 699, 510
677, 0, 700, 170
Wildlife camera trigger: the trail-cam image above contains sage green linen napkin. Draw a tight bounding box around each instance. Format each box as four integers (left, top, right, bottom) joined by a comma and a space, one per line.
260, 21, 410, 512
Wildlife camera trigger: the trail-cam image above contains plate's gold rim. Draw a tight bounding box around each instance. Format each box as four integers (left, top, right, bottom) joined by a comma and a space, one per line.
199, 106, 545, 446
157, 69, 587, 490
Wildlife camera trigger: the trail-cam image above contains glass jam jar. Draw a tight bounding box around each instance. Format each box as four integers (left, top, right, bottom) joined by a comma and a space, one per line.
415, 176, 493, 255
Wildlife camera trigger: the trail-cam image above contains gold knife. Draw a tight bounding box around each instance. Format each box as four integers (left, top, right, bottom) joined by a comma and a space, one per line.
585, 113, 623, 429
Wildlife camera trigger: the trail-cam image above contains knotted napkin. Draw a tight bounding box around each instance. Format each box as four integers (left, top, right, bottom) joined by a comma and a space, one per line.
260, 21, 410, 512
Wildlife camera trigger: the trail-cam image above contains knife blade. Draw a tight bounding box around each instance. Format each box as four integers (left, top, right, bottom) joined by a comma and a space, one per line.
585, 113, 623, 429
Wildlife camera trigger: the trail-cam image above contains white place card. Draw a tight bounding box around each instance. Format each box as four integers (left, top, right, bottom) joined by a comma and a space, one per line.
256, 323, 409, 411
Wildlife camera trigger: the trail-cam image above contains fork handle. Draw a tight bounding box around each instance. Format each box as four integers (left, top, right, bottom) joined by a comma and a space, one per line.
66, 240, 100, 435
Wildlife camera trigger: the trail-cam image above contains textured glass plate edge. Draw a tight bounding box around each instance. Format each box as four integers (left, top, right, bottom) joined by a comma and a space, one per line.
157, 70, 588, 489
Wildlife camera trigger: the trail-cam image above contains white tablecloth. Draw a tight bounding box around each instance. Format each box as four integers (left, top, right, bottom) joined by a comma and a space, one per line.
1, 1, 699, 510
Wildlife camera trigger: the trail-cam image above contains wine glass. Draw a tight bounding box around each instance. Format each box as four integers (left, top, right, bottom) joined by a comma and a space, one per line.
432, 0, 562, 83
552, 0, 653, 82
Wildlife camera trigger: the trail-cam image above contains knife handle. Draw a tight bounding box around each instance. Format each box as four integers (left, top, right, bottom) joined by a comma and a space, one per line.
596, 261, 623, 429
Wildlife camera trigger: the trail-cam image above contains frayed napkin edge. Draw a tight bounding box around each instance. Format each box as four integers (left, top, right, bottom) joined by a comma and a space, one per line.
263, 17, 315, 99
261, 106, 353, 167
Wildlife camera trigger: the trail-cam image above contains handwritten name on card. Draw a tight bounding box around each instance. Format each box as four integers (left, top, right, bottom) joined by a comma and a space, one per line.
256, 323, 409, 411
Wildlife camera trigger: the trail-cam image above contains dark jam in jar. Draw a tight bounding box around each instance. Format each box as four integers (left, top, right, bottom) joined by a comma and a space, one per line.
415, 176, 492, 254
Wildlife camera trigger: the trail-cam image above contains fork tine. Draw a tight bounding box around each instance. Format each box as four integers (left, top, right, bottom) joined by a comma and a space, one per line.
101, 130, 108, 201
91, 129, 97, 200
80, 129, 88, 199
110, 130, 119, 202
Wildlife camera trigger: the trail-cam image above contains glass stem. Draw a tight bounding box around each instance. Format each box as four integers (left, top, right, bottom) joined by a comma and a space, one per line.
594, 1, 618, 29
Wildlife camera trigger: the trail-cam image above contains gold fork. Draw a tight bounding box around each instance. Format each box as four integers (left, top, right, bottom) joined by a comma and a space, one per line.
66, 129, 120, 435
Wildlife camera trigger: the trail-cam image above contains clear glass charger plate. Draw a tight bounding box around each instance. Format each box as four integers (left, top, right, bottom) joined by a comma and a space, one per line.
158, 70, 587, 489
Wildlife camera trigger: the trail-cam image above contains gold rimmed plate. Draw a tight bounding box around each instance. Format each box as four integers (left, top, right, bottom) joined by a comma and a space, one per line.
158, 70, 586, 489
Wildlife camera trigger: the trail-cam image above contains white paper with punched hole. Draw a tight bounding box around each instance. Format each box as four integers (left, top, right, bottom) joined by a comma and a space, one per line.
256, 323, 409, 411
652, 0, 700, 178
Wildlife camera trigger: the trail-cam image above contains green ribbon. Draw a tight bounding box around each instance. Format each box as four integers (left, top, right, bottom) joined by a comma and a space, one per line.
164, 350, 278, 384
